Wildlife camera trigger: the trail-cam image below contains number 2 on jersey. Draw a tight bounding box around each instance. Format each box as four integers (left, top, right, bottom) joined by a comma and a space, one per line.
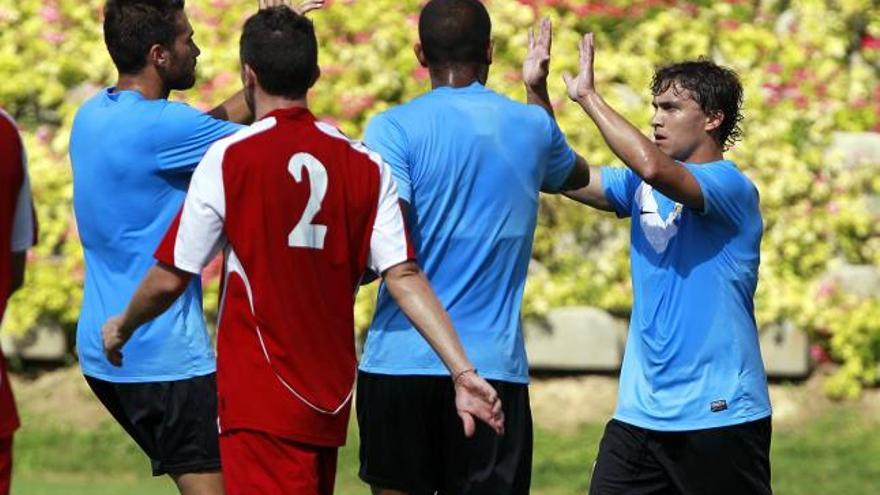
288, 152, 328, 249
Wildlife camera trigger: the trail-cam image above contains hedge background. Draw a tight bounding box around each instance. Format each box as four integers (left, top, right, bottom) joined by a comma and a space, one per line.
0, 0, 878, 398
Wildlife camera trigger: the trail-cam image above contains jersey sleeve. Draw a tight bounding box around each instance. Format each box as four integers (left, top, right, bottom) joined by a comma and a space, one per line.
11, 137, 37, 252
601, 166, 638, 218
363, 113, 412, 203
367, 160, 416, 274
540, 113, 577, 192
154, 141, 228, 274
152, 101, 243, 173
685, 162, 759, 226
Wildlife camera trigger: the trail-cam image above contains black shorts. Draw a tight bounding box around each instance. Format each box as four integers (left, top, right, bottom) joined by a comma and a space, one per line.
86, 373, 221, 476
357, 371, 532, 495
589, 417, 772, 495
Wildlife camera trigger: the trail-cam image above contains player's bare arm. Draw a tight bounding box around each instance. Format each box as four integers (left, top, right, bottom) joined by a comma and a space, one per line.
523, 18, 591, 194
523, 17, 554, 117
563, 33, 704, 210
102, 263, 192, 367
383, 260, 505, 437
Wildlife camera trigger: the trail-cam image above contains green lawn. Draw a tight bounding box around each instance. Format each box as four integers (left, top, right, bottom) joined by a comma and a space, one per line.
11, 407, 880, 494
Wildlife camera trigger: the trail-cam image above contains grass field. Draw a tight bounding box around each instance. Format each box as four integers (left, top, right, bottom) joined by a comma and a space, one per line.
10, 403, 880, 495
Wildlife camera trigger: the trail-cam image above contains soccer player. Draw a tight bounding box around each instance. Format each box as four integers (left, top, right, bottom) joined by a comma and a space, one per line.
0, 108, 37, 495
556, 33, 772, 494
356, 2, 589, 494
69, 1, 320, 493
100, 7, 504, 495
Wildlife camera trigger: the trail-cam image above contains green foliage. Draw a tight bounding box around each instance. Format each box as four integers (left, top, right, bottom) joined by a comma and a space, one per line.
1, 0, 878, 396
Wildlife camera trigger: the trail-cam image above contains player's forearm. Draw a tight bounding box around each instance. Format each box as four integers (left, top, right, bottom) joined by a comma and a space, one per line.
208, 90, 254, 124
575, 91, 671, 182
118, 264, 192, 337
384, 262, 474, 377
525, 82, 555, 118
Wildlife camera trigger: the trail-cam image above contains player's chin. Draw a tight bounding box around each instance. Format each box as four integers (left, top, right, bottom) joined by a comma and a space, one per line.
169, 74, 197, 92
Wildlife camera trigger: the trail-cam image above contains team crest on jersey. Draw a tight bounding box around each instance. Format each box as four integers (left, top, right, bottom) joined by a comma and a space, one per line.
636, 183, 683, 254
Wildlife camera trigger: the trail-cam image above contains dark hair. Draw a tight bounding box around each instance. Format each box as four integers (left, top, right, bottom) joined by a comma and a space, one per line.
651, 59, 744, 150
240, 7, 317, 99
418, 0, 491, 66
103, 0, 185, 74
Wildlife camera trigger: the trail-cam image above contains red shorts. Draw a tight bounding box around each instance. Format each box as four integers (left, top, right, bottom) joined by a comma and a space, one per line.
220, 430, 338, 495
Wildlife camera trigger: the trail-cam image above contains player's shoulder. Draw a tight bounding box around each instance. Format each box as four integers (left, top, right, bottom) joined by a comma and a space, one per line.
204, 116, 277, 161
0, 108, 19, 139
311, 119, 384, 169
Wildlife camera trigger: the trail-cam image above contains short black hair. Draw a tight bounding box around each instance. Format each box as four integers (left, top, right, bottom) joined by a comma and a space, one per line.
240, 7, 317, 99
418, 0, 491, 66
651, 59, 744, 150
103, 0, 185, 74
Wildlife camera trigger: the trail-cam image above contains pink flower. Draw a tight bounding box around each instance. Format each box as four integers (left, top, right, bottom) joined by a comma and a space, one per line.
719, 19, 740, 30
810, 344, 831, 364
826, 201, 839, 214
40, 6, 61, 24
816, 279, 837, 299
862, 35, 880, 51
412, 66, 429, 81
36, 125, 52, 144
765, 63, 782, 74
43, 32, 65, 45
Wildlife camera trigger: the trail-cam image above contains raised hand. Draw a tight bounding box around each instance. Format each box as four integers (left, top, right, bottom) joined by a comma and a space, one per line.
258, 0, 325, 15
523, 17, 553, 89
454, 371, 505, 437
102, 315, 129, 367
562, 32, 596, 102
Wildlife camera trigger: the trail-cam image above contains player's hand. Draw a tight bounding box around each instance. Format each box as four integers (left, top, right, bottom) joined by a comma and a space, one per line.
258, 0, 325, 15
562, 32, 596, 103
523, 17, 552, 89
102, 315, 130, 367
454, 371, 505, 437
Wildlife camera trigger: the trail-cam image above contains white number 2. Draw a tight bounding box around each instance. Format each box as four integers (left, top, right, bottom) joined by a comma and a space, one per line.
287, 152, 328, 249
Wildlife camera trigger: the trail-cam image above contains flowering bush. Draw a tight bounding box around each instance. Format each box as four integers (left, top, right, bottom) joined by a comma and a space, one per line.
1, 0, 878, 397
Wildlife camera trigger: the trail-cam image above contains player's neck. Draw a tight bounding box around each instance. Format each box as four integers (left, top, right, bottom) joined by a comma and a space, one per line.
429, 64, 488, 89
254, 94, 308, 121
115, 71, 171, 100
680, 139, 724, 164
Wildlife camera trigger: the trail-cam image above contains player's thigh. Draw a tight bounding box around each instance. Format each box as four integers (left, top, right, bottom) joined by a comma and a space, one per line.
589, 419, 671, 495
156, 373, 222, 476
438, 380, 532, 495
220, 429, 337, 495
659, 417, 772, 495
356, 372, 446, 493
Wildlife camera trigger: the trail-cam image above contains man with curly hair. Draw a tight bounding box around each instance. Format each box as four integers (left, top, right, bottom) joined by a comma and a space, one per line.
545, 32, 773, 494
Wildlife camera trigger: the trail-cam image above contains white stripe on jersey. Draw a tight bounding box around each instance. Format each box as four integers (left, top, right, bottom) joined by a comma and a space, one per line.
170, 117, 278, 274
222, 246, 354, 416
313, 121, 411, 274
1, 109, 36, 252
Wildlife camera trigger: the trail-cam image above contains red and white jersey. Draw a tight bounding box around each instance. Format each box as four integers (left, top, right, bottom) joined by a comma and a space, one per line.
156, 107, 413, 446
0, 109, 38, 436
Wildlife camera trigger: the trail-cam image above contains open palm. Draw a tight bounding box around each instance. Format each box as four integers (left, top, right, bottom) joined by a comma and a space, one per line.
522, 17, 552, 88
563, 32, 596, 102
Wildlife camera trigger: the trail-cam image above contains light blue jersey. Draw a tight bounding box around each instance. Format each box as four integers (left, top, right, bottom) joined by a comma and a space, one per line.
603, 161, 771, 431
359, 82, 576, 383
70, 88, 242, 382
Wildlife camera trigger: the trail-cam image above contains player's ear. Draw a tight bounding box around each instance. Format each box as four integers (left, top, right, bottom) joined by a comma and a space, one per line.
242, 64, 257, 90
705, 110, 723, 133
414, 43, 428, 68
149, 43, 169, 69
486, 39, 494, 66
309, 65, 321, 89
